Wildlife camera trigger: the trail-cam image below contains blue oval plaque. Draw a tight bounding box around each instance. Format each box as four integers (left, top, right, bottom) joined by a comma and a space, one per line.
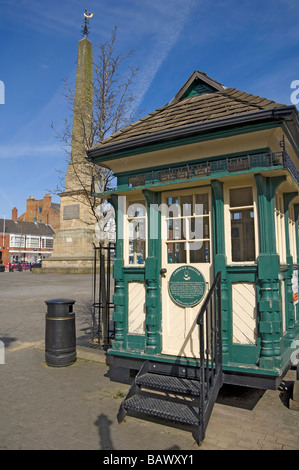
168, 266, 206, 307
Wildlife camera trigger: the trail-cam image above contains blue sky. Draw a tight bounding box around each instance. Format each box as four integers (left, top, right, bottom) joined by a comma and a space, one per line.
0, 0, 299, 219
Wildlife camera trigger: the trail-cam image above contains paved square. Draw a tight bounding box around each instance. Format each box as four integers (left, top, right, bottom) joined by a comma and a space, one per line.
0, 271, 298, 450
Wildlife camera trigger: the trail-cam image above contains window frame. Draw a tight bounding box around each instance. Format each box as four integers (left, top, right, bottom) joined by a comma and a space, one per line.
125, 197, 147, 267
10, 234, 25, 248
26, 236, 40, 249
162, 187, 212, 265
224, 182, 259, 265
41, 237, 54, 249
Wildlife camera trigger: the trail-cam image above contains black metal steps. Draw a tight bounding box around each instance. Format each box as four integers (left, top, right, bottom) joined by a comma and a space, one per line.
136, 372, 202, 396
123, 394, 199, 426
117, 360, 209, 444
117, 274, 223, 445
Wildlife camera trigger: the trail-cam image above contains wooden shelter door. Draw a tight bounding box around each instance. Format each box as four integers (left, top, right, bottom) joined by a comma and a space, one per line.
161, 188, 213, 358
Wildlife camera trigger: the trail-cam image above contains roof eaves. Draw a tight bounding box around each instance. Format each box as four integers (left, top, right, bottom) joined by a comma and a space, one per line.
87, 106, 296, 162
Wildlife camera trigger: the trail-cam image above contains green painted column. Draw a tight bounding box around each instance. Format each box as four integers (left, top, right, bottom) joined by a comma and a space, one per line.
143, 190, 162, 354
284, 193, 298, 341
109, 194, 125, 350
255, 174, 286, 368
211, 180, 229, 363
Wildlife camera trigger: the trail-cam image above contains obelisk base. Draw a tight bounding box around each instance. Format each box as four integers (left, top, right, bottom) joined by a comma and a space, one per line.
40, 227, 97, 274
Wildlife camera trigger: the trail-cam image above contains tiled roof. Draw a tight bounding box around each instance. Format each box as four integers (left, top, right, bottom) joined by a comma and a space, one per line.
0, 219, 55, 236
94, 86, 285, 148
51, 202, 60, 212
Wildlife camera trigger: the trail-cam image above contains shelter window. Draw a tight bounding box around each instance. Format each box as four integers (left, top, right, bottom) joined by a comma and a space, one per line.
166, 192, 210, 264
126, 199, 147, 265
229, 187, 255, 262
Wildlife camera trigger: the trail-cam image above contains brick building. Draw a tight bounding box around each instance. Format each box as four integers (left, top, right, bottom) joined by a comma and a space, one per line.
0, 209, 55, 265
17, 194, 60, 232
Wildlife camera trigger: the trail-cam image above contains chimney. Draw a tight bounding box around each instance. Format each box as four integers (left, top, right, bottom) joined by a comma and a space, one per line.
43, 193, 51, 209
12, 207, 18, 221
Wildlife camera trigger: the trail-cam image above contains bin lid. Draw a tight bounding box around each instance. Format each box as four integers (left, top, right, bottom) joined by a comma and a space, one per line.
45, 298, 76, 305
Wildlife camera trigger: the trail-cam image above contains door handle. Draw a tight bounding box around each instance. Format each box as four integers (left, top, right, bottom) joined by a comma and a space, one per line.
160, 268, 167, 277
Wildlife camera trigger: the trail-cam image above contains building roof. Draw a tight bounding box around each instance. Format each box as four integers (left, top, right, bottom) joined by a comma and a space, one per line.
51, 202, 60, 212
90, 71, 285, 150
0, 219, 55, 236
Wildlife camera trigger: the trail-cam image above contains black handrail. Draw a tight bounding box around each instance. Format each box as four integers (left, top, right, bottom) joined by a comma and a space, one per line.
196, 271, 222, 442
196, 271, 221, 326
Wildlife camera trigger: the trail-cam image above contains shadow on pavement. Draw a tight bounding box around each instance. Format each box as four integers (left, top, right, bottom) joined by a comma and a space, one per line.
0, 336, 18, 347
216, 384, 265, 410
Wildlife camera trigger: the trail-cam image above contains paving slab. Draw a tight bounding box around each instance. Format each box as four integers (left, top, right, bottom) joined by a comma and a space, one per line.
0, 271, 298, 451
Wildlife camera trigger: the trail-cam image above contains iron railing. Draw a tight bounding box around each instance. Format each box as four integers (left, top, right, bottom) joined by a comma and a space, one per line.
92, 242, 115, 348
128, 151, 293, 188
196, 271, 223, 441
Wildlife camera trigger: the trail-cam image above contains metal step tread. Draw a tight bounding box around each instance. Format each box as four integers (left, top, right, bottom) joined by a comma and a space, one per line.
123, 394, 199, 426
136, 372, 202, 396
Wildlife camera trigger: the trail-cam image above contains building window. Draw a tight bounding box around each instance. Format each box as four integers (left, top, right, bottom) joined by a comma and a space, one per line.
127, 199, 146, 265
229, 187, 255, 262
38, 207, 42, 213
10, 235, 25, 248
26, 236, 40, 249
41, 238, 53, 249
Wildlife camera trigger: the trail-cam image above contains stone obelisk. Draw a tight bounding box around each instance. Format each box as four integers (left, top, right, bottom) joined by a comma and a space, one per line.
43, 15, 97, 273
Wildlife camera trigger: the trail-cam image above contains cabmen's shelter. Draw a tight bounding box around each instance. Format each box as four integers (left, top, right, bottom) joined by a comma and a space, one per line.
87, 71, 299, 442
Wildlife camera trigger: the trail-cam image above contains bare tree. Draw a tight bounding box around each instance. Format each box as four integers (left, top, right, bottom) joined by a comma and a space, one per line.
52, 26, 139, 221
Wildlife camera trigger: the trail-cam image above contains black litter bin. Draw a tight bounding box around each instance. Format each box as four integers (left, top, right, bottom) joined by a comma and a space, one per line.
45, 298, 76, 367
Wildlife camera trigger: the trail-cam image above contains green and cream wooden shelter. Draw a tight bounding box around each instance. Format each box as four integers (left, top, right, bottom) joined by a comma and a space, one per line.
87, 71, 299, 388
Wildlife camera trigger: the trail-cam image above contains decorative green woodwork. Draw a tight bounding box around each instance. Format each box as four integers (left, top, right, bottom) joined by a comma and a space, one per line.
226, 265, 260, 365
143, 190, 162, 354
127, 334, 146, 350
109, 194, 126, 350
180, 78, 216, 100
109, 150, 284, 196
106, 160, 299, 377
211, 180, 225, 260
255, 174, 286, 254
254, 174, 286, 368
112, 264, 125, 350
211, 180, 229, 363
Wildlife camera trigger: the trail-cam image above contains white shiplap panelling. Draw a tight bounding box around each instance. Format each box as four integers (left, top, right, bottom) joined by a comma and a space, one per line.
128, 282, 146, 334
232, 282, 257, 344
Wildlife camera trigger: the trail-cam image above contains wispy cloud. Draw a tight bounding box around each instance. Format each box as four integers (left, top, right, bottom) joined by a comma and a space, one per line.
0, 0, 79, 37
0, 143, 62, 159
126, 0, 197, 109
